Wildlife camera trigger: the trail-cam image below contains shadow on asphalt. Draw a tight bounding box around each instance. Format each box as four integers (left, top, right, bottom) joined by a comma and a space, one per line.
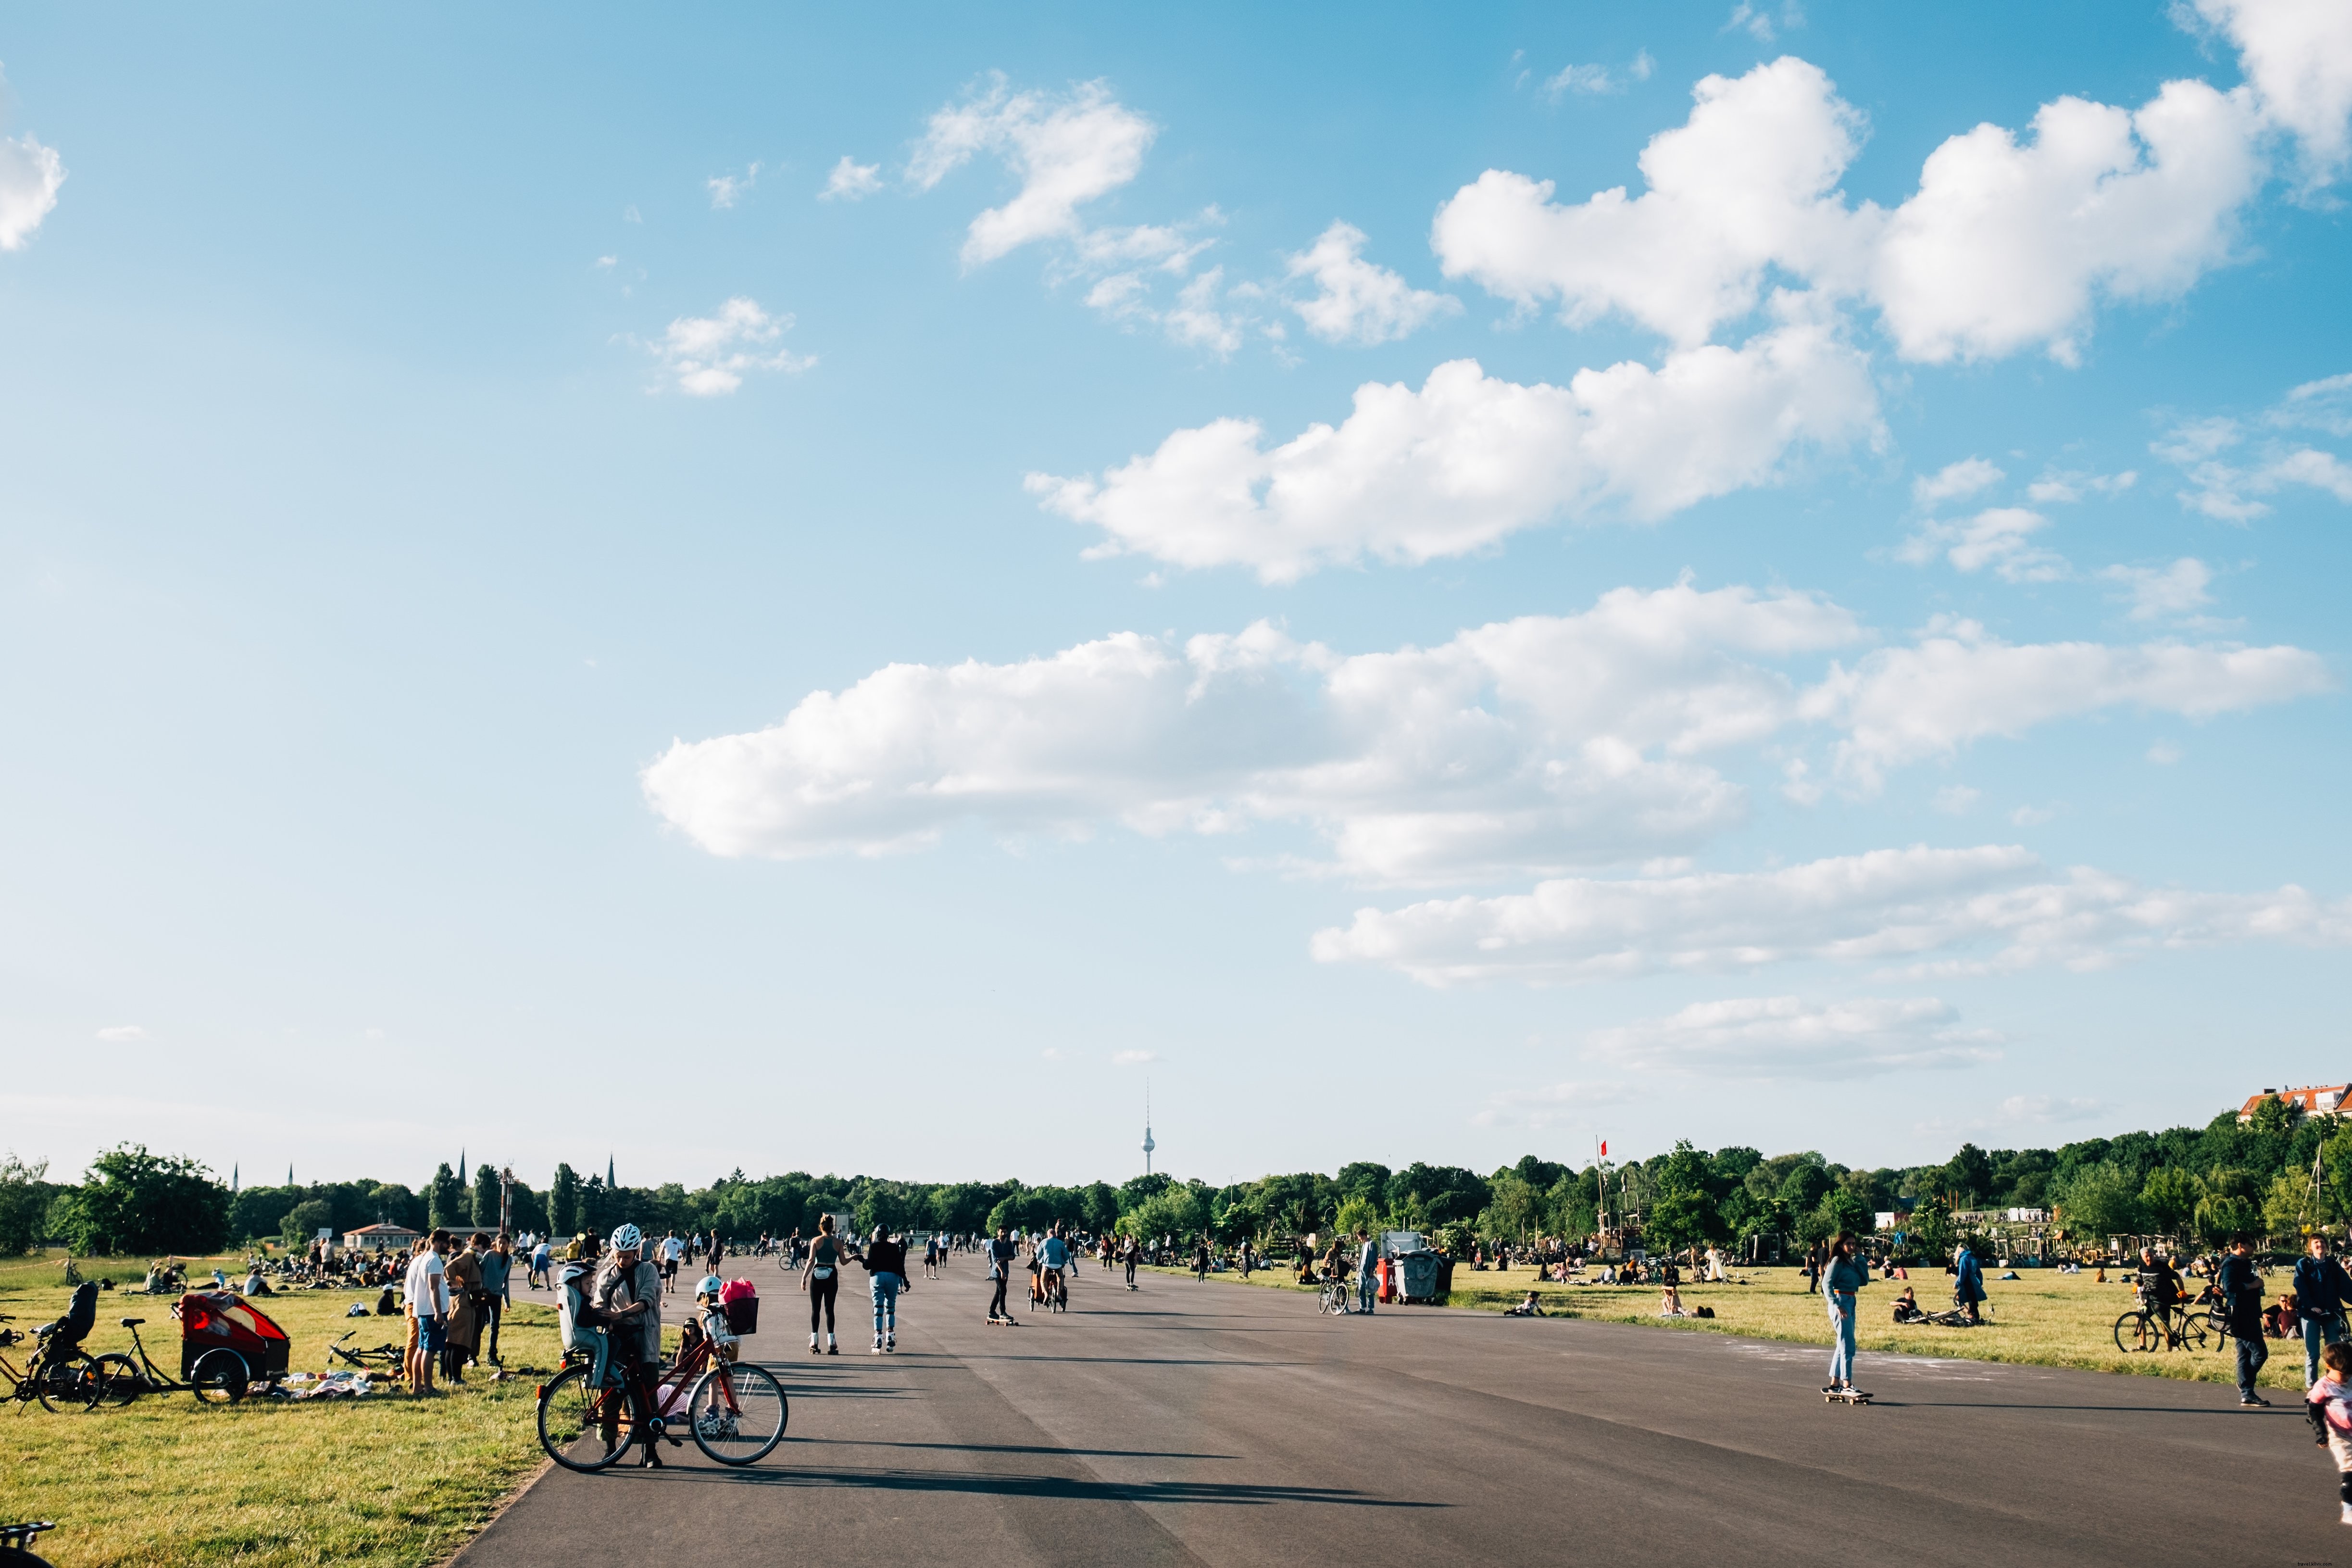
615, 1466, 1448, 1507
826, 1439, 1242, 1460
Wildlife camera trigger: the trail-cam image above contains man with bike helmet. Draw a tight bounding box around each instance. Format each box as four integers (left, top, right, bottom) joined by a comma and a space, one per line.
591, 1225, 672, 1465
1038, 1223, 1071, 1313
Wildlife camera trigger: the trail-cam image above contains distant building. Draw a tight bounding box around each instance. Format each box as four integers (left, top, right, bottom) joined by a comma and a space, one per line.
1874, 1211, 1899, 1231
2238, 1085, 2351, 1122
343, 1223, 420, 1253
2005, 1207, 2047, 1224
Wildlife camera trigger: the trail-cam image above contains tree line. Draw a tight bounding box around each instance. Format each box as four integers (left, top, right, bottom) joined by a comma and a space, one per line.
2, 1093, 2342, 1260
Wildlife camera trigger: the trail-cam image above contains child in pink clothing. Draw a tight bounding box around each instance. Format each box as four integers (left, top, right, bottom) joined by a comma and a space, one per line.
2305, 1341, 2352, 1525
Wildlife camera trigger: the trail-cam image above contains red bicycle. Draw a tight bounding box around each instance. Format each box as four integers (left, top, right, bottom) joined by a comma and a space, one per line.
535, 1328, 786, 1472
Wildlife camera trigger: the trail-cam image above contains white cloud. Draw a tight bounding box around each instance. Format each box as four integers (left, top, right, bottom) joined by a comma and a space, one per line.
642, 581, 1863, 886
0, 128, 63, 251
1283, 222, 1460, 346
2101, 557, 2215, 620
2010, 803, 2059, 826
652, 297, 814, 396
645, 582, 2329, 888
707, 163, 759, 209
1898, 506, 2067, 582
2027, 469, 2137, 503
1912, 457, 2004, 506
2189, 0, 2352, 187
1029, 310, 1880, 581
1434, 57, 2264, 365
908, 76, 1156, 267
1931, 784, 1980, 814
1999, 1093, 2112, 1124
94, 1025, 147, 1042
1310, 844, 2352, 986
1112, 1049, 1160, 1065
820, 156, 882, 201
1588, 995, 2001, 1077
1471, 1079, 1636, 1129
1435, 58, 1872, 347
1872, 78, 2262, 365
1801, 617, 2330, 787
1726, 1, 1805, 44
1544, 56, 1653, 99
2147, 740, 2185, 764
2155, 395, 2352, 517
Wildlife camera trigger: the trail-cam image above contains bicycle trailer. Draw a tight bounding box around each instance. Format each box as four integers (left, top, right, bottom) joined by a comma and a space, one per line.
175, 1291, 290, 1396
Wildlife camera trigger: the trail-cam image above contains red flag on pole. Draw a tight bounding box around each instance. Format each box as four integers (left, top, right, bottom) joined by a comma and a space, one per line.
1599, 1140, 1607, 1157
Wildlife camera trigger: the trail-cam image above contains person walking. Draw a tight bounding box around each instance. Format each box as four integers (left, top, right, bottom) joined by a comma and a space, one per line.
803, 1214, 847, 1354
862, 1226, 907, 1352
528, 1235, 551, 1291
985, 1224, 1018, 1322
1122, 1233, 1139, 1291
1356, 1230, 1379, 1316
2297, 1234, 2352, 1388
1822, 1231, 1869, 1397
1953, 1238, 1987, 1325
2221, 1235, 2271, 1406
1192, 1234, 1210, 1281
660, 1231, 685, 1294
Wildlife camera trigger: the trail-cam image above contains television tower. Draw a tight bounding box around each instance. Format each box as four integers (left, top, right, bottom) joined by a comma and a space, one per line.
1141, 1083, 1155, 1176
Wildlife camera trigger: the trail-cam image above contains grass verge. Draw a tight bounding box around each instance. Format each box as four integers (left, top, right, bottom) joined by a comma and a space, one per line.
0, 1252, 565, 1567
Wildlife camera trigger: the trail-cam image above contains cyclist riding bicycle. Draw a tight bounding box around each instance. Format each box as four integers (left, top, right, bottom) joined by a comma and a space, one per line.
1038, 1225, 1072, 1307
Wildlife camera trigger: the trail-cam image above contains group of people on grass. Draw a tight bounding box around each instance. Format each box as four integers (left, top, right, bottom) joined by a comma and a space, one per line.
397, 1228, 513, 1395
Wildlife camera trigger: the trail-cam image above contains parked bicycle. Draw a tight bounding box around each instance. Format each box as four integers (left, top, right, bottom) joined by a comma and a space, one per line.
326, 1331, 406, 1373
0, 1520, 56, 1567
0, 1315, 100, 1413
536, 1331, 787, 1473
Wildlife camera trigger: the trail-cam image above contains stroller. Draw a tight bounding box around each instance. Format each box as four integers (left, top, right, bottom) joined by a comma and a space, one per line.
175, 1291, 291, 1402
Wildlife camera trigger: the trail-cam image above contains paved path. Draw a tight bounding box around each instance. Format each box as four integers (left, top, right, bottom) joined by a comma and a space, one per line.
460, 1257, 2344, 1566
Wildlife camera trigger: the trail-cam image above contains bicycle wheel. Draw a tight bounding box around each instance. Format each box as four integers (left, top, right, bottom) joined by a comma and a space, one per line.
2113, 1311, 2155, 1354
537, 1364, 641, 1473
33, 1357, 95, 1414
191, 1348, 250, 1404
2171, 1314, 2209, 1353
687, 1360, 788, 1465
86, 1354, 141, 1407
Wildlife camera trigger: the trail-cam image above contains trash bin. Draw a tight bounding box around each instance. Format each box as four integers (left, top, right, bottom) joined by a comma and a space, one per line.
1393, 1250, 1440, 1304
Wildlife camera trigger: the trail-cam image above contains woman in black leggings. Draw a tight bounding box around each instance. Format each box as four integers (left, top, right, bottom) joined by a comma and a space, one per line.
802, 1214, 847, 1355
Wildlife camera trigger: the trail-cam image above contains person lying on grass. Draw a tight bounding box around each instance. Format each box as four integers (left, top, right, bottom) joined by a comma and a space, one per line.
1504, 1292, 1543, 1317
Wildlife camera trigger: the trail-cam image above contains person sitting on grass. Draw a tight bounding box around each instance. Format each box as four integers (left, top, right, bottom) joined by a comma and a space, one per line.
1505, 1291, 1543, 1317
1892, 1286, 1926, 1323
1658, 1281, 1685, 1317
2271, 1292, 2303, 1342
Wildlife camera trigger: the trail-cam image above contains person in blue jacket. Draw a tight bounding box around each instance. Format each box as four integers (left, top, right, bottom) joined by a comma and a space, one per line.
2219, 1235, 2270, 1405
1822, 1232, 1870, 1397
2295, 1232, 2352, 1387
1953, 1239, 1987, 1325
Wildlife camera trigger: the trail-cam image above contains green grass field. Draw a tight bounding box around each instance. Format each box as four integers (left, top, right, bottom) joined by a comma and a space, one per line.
1153, 1258, 2314, 1388
0, 1251, 568, 1568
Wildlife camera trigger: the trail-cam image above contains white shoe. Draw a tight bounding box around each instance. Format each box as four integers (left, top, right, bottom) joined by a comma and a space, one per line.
2340, 1501, 2352, 1527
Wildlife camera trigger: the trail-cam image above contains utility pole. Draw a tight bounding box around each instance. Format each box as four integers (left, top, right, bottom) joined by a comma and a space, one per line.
499, 1166, 514, 1238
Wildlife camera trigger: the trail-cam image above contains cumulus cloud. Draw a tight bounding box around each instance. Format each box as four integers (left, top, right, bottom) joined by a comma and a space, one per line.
1432, 56, 2264, 365
1309, 843, 2352, 986
2101, 557, 2215, 621
820, 156, 882, 201
643, 581, 1862, 885
1435, 58, 1873, 347
1283, 222, 1460, 346
95, 1025, 147, 1042
1028, 310, 1879, 581
652, 298, 814, 396
2027, 469, 2137, 504
2189, 0, 2352, 187
0, 127, 63, 251
1897, 507, 2067, 582
1913, 457, 2003, 506
908, 75, 1156, 266
1801, 617, 2330, 786
645, 581, 2327, 885
1588, 995, 2002, 1077
1544, 52, 1655, 99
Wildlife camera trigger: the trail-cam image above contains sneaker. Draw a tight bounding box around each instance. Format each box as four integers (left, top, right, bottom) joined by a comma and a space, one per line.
2339, 1502, 2352, 1526
2241, 1393, 2270, 1406
1823, 1384, 1840, 1395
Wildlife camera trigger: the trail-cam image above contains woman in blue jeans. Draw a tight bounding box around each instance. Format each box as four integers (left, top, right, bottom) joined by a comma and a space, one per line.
860, 1226, 907, 1353
1822, 1232, 1869, 1396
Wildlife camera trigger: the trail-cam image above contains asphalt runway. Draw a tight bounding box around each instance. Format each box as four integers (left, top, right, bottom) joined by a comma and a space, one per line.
459, 1256, 2346, 1566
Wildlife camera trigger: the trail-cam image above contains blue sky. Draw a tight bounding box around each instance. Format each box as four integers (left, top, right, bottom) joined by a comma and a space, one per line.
3, 1, 2349, 1192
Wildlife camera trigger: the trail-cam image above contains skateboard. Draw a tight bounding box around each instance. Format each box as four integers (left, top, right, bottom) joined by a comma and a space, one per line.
1823, 1387, 1871, 1405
